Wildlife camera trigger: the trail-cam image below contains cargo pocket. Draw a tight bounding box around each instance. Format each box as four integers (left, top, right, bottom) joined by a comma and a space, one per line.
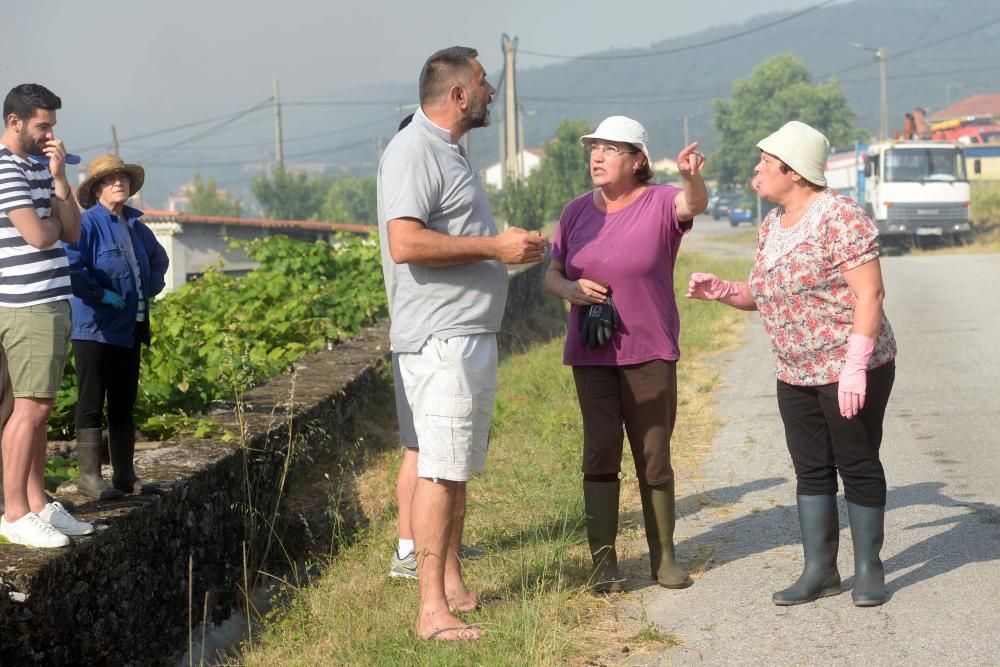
426, 394, 475, 463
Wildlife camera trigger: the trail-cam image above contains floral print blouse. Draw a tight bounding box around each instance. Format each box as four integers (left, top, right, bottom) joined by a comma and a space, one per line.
749, 190, 896, 386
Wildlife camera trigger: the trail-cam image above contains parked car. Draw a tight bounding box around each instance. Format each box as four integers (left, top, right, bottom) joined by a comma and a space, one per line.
711, 194, 739, 220
728, 198, 757, 226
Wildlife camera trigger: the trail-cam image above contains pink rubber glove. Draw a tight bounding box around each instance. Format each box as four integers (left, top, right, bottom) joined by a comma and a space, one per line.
686, 272, 754, 309
838, 333, 875, 420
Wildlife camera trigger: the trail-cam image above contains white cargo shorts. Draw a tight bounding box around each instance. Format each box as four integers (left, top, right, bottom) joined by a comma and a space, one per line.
396, 333, 498, 482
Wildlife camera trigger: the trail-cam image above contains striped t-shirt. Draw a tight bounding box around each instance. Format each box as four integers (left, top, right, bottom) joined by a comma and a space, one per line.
0, 148, 72, 306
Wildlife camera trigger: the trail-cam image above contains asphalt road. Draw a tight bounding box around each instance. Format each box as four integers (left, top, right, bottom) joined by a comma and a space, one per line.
624, 220, 1000, 666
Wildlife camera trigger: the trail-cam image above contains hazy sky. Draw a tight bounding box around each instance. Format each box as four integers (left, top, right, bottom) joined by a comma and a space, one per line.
8, 0, 838, 150
5, 0, 862, 204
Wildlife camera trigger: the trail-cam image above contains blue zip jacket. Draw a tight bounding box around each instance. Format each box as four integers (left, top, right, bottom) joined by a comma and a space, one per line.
64, 204, 169, 348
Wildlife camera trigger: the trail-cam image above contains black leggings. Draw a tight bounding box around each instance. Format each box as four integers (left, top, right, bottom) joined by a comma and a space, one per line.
776, 361, 895, 507
73, 335, 143, 429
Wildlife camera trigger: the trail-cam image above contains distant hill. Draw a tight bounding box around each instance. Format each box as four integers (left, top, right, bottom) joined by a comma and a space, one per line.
147, 0, 1000, 207
480, 0, 1000, 165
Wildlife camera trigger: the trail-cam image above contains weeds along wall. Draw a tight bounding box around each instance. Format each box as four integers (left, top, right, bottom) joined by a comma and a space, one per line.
0, 256, 554, 665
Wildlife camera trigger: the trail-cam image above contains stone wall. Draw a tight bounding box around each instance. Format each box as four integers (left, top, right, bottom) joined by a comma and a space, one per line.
0, 261, 557, 665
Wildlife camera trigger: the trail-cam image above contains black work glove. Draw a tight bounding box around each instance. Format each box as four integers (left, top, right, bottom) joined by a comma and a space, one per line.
577, 293, 621, 348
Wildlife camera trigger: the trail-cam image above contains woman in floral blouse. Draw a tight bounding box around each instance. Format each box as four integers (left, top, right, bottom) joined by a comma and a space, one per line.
687, 121, 896, 607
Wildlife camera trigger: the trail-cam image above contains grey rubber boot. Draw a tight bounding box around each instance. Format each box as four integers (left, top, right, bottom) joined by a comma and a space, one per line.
109, 424, 154, 494
75, 427, 123, 500
640, 480, 693, 589
772, 495, 842, 605
847, 502, 885, 607
583, 480, 624, 593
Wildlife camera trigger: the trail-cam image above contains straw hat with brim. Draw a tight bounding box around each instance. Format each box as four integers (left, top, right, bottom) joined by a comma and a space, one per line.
580, 116, 652, 168
77, 154, 145, 208
756, 121, 830, 187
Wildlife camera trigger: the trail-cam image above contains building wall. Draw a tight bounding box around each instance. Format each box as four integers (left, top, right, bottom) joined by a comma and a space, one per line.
965, 145, 1000, 182
147, 221, 337, 292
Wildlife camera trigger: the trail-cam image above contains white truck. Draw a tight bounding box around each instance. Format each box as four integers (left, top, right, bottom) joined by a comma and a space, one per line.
824, 141, 972, 246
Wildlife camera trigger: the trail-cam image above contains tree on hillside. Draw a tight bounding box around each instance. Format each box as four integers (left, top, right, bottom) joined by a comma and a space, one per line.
187, 173, 242, 217
709, 54, 864, 188
321, 176, 377, 225
531, 118, 594, 220
489, 177, 545, 231
251, 165, 329, 220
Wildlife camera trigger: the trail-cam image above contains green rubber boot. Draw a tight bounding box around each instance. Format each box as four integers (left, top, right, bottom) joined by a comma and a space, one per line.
75, 427, 123, 500
772, 495, 842, 605
583, 480, 624, 593
640, 480, 693, 589
847, 502, 885, 607
109, 424, 155, 494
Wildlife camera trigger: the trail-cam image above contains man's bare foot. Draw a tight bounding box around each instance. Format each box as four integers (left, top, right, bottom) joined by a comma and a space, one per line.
421, 624, 483, 642
446, 585, 479, 613
417, 609, 483, 641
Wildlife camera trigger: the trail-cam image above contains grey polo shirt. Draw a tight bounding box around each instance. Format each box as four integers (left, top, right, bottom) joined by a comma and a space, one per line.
377, 108, 508, 353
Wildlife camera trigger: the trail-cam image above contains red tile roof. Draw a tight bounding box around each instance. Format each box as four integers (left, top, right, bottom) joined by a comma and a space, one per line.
142, 210, 373, 234
930, 94, 1000, 121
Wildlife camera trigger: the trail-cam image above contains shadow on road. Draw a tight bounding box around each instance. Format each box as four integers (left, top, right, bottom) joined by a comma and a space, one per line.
621, 479, 1000, 597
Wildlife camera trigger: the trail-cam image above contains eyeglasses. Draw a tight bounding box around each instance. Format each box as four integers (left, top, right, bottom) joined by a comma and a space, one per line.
100, 173, 131, 186
585, 143, 638, 157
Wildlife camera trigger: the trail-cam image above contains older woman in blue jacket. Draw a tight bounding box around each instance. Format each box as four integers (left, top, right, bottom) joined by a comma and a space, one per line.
64, 155, 168, 498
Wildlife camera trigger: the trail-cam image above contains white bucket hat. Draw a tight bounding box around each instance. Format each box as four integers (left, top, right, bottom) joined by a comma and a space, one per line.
580, 116, 651, 166
756, 121, 830, 187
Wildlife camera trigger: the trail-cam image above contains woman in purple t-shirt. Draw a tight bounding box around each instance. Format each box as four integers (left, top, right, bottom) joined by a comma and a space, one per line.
544, 116, 708, 593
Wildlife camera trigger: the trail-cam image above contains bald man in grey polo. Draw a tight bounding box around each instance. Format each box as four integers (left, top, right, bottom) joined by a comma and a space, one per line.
378, 108, 508, 353
377, 107, 508, 482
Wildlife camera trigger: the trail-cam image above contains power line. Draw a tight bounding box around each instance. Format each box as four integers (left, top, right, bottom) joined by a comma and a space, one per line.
825, 16, 1000, 77
75, 105, 272, 153
124, 113, 400, 152
907, 0, 952, 49
518, 0, 837, 60
139, 98, 274, 165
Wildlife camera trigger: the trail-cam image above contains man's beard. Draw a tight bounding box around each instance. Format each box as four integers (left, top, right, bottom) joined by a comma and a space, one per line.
17, 126, 44, 156
461, 96, 491, 132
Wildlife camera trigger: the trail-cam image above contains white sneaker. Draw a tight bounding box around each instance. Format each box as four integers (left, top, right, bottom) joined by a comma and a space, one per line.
39, 501, 94, 536
0, 512, 71, 548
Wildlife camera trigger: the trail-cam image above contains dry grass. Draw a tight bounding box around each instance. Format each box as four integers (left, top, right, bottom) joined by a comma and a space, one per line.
237, 252, 753, 666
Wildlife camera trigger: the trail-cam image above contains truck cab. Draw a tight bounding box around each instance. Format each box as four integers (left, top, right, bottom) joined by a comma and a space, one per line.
826, 141, 972, 246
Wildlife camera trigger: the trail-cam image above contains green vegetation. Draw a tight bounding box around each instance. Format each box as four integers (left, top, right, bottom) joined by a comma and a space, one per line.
249, 166, 377, 224
490, 119, 593, 231
238, 252, 752, 666
709, 53, 864, 189
49, 234, 387, 439
187, 173, 243, 217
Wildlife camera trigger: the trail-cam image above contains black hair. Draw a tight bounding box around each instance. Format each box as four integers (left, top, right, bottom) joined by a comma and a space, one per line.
418, 47, 478, 105
3, 83, 61, 126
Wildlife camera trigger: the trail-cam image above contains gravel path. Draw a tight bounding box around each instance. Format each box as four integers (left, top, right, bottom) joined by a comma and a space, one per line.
622, 242, 1000, 666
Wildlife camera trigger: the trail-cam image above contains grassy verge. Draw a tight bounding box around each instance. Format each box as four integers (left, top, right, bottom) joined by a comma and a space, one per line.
237, 252, 752, 666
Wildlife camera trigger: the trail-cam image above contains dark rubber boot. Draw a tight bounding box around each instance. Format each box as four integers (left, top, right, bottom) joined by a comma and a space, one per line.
109, 424, 154, 494
583, 480, 624, 593
75, 428, 123, 500
640, 480, 693, 589
772, 495, 842, 605
847, 502, 885, 607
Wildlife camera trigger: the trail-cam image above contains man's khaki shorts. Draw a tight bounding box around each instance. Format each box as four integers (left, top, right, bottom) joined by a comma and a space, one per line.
0, 300, 71, 399
396, 333, 498, 482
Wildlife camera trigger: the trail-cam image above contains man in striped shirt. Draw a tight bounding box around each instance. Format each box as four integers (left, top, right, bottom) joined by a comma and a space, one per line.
0, 83, 92, 547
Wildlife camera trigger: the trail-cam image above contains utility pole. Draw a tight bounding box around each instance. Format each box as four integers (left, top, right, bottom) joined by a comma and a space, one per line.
683, 115, 689, 147
517, 103, 526, 177
877, 47, 888, 142
501, 34, 519, 182
110, 125, 120, 156
850, 43, 889, 141
273, 78, 284, 167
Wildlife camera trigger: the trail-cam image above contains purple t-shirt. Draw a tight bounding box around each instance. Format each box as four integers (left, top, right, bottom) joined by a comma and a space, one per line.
551, 184, 691, 366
